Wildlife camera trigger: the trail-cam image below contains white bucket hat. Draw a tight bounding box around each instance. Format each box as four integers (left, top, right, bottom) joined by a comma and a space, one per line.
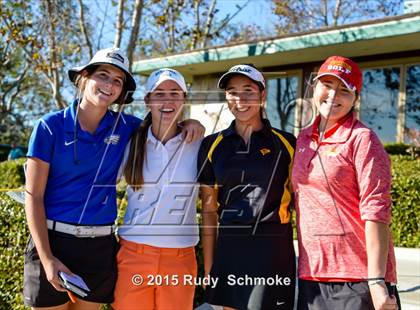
146, 68, 187, 94
68, 47, 136, 103
218, 64, 265, 90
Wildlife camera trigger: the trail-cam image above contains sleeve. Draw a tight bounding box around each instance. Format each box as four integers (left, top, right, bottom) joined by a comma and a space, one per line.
353, 130, 392, 224
26, 118, 55, 163
285, 131, 297, 149
196, 137, 216, 186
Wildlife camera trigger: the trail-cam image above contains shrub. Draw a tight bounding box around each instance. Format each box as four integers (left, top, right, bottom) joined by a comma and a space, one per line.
390, 155, 420, 248
0, 159, 27, 310
0, 159, 25, 189
384, 143, 410, 155
0, 145, 11, 162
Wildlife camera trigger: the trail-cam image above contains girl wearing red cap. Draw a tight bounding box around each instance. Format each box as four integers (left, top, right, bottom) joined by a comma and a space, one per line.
23, 49, 203, 310
292, 56, 400, 310
113, 68, 200, 310
198, 64, 296, 309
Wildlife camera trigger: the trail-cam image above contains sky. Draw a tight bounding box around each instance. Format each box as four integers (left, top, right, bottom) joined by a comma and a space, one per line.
62, 0, 277, 102
85, 0, 277, 49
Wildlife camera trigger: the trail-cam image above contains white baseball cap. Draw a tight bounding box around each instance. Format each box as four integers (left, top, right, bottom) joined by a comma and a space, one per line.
218, 64, 266, 90
68, 47, 136, 103
146, 68, 187, 94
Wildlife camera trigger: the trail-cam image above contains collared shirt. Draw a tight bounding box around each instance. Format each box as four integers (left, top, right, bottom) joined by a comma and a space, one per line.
27, 100, 141, 225
292, 112, 397, 282
118, 127, 201, 248
311, 113, 352, 143
197, 119, 296, 226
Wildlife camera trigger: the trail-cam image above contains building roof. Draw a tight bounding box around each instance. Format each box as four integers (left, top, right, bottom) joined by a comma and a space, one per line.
132, 13, 420, 79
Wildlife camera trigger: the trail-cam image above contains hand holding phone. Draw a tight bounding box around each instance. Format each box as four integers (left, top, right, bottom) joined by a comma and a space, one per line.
58, 271, 90, 298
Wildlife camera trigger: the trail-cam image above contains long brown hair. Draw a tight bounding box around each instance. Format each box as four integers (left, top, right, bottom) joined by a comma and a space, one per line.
123, 112, 152, 191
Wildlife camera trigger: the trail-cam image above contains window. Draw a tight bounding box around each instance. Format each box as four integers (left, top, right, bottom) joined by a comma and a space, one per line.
404, 64, 420, 146
266, 76, 299, 133
360, 68, 400, 143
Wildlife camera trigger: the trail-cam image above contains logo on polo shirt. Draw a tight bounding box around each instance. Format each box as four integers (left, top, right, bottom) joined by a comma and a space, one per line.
323, 146, 339, 156
104, 134, 120, 145
64, 140, 76, 146
260, 148, 271, 156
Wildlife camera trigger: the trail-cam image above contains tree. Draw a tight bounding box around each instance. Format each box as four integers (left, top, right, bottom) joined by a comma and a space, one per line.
1, 0, 86, 110
272, 0, 402, 34
126, 0, 144, 70
1, 2, 52, 144
136, 0, 250, 56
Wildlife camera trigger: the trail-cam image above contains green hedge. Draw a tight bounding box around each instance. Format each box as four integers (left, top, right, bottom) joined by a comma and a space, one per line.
390, 155, 420, 248
0, 158, 27, 309
384, 143, 410, 155
0, 155, 418, 309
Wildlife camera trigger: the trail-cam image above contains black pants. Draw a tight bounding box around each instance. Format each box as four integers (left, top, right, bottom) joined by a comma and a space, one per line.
297, 279, 401, 310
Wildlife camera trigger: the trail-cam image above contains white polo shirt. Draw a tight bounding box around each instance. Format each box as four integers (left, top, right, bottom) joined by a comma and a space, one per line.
118, 126, 201, 248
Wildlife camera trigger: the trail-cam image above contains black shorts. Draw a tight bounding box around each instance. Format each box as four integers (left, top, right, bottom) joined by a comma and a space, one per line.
205, 223, 296, 310
23, 229, 119, 307
297, 279, 401, 310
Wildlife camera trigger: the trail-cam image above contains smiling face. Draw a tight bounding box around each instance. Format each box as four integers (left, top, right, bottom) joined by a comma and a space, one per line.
82, 64, 125, 108
225, 75, 265, 127
313, 75, 356, 124
146, 79, 185, 128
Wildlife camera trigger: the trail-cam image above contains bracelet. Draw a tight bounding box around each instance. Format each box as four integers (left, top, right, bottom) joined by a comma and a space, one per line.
366, 277, 385, 281
367, 278, 386, 286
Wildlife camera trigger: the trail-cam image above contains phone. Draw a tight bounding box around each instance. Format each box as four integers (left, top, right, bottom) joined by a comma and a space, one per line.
58, 271, 90, 298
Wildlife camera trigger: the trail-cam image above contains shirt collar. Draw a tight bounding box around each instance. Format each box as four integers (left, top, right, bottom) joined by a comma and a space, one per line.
310, 112, 356, 143
64, 99, 116, 133
223, 118, 273, 138
146, 125, 184, 145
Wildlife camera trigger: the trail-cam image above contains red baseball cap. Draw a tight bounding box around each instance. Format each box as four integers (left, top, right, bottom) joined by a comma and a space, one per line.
314, 56, 363, 93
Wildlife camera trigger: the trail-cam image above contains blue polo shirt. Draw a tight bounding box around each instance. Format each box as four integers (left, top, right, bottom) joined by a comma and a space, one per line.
27, 101, 141, 225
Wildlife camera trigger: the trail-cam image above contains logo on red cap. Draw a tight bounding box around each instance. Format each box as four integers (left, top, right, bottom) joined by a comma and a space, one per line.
316, 56, 362, 93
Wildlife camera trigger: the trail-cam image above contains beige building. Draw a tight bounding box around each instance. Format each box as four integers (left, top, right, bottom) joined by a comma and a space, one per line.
133, 12, 420, 144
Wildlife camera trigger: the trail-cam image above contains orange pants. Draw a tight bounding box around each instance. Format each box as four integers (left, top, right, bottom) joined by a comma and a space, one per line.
113, 238, 197, 310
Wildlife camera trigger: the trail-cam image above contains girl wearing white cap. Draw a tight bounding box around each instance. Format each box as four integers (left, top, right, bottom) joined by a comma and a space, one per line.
292, 56, 399, 310
113, 68, 201, 309
24, 49, 203, 310
197, 64, 296, 309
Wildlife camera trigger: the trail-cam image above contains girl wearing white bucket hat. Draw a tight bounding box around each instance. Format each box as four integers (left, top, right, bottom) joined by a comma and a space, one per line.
23, 48, 204, 310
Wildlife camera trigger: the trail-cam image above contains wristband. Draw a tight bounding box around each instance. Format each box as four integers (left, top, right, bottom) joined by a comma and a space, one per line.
367, 278, 385, 286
